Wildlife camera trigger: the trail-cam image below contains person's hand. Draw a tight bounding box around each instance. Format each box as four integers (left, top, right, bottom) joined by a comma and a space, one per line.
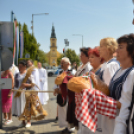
8, 94, 11, 98
8, 90, 13, 98
53, 90, 57, 96
85, 72, 89, 75
53, 88, 60, 96
117, 101, 121, 109
20, 83, 26, 89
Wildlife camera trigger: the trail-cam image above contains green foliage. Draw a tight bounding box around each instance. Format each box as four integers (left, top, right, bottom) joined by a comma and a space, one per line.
37, 49, 48, 64
18, 58, 31, 63
57, 49, 80, 66
57, 54, 64, 65
34, 60, 38, 67
20, 23, 47, 63
19, 58, 38, 67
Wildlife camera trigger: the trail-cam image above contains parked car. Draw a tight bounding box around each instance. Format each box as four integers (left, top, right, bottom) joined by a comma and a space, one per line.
46, 66, 58, 77
55, 65, 62, 75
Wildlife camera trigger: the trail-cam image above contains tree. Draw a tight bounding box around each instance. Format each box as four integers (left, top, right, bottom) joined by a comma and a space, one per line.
18, 23, 48, 63
38, 49, 48, 63
23, 23, 31, 57
57, 54, 64, 65
57, 49, 80, 66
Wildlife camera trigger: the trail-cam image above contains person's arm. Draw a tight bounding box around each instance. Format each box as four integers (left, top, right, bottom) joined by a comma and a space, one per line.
113, 70, 134, 134
8, 71, 14, 97
20, 69, 39, 90
8, 71, 14, 89
116, 101, 121, 109
20, 83, 33, 89
1, 72, 4, 78
53, 87, 61, 96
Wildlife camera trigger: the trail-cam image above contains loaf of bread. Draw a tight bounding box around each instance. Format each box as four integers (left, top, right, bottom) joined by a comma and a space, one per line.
90, 73, 110, 96
55, 72, 67, 85
67, 76, 91, 93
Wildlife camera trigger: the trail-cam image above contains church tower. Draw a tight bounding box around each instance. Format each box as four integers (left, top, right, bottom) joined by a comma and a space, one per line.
47, 25, 61, 66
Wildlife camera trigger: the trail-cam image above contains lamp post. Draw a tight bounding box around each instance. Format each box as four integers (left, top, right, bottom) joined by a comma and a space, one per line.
11, 11, 14, 22
31, 13, 49, 35
72, 34, 83, 47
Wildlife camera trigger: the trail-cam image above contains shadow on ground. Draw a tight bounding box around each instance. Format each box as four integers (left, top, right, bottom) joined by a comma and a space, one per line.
31, 119, 56, 126
1, 129, 36, 134
2, 119, 56, 133
49, 97, 56, 101
3, 126, 18, 131
38, 132, 62, 134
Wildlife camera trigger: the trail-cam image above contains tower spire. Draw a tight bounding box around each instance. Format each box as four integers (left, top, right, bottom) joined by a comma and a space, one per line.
50, 24, 56, 38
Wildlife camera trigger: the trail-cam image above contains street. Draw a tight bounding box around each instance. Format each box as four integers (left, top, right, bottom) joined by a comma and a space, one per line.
0, 77, 77, 134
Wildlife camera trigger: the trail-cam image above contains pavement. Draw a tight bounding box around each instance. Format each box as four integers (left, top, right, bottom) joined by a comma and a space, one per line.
0, 77, 77, 134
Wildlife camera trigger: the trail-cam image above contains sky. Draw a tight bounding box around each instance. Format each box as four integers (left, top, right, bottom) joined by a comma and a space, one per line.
0, 0, 134, 54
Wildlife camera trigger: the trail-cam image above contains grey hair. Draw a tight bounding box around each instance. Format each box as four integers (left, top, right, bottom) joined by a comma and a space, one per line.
61, 57, 71, 65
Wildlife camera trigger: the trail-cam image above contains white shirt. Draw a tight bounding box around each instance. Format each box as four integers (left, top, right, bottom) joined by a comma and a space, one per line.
113, 69, 134, 134
95, 59, 120, 134
75, 62, 92, 77
30, 67, 40, 91
101, 59, 120, 85
38, 67, 49, 104
9, 64, 19, 76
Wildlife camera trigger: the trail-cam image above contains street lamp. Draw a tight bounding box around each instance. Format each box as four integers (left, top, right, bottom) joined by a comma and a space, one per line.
31, 13, 49, 35
72, 34, 83, 47
11, 11, 14, 22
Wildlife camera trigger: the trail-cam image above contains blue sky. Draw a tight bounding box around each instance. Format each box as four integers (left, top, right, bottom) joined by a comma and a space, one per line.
0, 0, 134, 54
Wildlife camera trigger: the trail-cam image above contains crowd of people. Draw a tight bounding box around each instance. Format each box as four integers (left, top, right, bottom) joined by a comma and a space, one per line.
53, 34, 134, 134
1, 60, 49, 128
1, 33, 134, 134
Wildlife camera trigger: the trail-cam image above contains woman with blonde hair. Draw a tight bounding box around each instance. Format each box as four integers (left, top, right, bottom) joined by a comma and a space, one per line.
94, 38, 120, 134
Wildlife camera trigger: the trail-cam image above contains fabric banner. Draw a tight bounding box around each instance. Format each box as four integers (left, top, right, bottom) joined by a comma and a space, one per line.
16, 27, 19, 65
19, 31, 24, 58
12, 18, 19, 65
13, 19, 17, 65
